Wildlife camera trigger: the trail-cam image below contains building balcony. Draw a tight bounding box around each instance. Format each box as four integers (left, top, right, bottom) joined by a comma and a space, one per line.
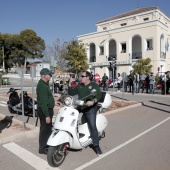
89, 56, 96, 62
108, 55, 116, 61
132, 52, 142, 59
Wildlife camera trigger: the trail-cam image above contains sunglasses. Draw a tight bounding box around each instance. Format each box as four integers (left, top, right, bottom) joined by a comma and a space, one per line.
81, 75, 87, 78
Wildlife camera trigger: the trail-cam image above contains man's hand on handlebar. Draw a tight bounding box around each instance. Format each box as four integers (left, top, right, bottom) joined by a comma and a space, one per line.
86, 100, 95, 107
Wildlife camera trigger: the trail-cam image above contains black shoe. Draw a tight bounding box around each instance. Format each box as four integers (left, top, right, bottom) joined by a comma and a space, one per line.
39, 148, 48, 155
94, 146, 102, 156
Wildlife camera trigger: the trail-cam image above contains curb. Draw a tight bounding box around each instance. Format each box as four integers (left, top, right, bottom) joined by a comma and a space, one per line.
0, 102, 141, 144
103, 102, 142, 116
108, 91, 170, 98
0, 113, 39, 144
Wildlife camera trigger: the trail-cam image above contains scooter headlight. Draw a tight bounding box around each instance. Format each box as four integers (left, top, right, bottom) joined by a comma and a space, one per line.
64, 97, 72, 106
34, 104, 37, 110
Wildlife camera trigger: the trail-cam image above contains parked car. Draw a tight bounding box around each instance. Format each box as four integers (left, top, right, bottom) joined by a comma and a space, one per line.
98, 78, 112, 87
109, 79, 118, 88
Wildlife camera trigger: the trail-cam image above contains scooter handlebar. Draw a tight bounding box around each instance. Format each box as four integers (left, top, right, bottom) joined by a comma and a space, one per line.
15, 89, 21, 91
7, 88, 21, 94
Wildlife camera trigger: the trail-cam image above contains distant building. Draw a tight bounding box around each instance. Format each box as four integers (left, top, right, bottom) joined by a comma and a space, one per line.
27, 62, 51, 76
78, 6, 170, 78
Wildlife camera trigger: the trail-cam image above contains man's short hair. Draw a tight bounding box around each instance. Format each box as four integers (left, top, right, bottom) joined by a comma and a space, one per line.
83, 71, 92, 80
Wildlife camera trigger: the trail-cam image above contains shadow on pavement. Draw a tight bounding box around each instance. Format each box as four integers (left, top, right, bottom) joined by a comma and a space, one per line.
0, 116, 14, 133
110, 94, 129, 101
149, 100, 170, 107
141, 102, 170, 114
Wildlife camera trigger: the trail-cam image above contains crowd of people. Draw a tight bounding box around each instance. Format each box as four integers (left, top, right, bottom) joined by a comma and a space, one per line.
35, 68, 169, 157
100, 71, 170, 95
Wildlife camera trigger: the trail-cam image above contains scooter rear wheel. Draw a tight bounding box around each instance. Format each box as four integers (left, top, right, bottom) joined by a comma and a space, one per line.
47, 144, 67, 167
8, 106, 14, 113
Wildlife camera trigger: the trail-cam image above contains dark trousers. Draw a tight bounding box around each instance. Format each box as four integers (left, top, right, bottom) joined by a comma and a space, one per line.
140, 80, 145, 93
37, 107, 54, 151
145, 83, 149, 93
117, 83, 121, 90
161, 81, 165, 94
166, 81, 170, 94
129, 80, 134, 93
124, 82, 128, 92
83, 107, 99, 146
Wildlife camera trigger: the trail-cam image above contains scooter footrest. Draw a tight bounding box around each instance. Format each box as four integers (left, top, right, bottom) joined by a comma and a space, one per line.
101, 131, 105, 138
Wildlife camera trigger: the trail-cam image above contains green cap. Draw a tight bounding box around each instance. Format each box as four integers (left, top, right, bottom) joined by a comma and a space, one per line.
40, 68, 54, 76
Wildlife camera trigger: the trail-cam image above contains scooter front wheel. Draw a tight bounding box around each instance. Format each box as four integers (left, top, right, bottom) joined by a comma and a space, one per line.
47, 144, 67, 167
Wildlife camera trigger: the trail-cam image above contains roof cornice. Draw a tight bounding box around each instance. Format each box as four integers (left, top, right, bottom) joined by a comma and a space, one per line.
96, 6, 163, 24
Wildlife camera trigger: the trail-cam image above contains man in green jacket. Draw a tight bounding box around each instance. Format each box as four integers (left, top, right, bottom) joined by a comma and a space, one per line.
68, 71, 103, 156
102, 73, 108, 91
36, 68, 55, 154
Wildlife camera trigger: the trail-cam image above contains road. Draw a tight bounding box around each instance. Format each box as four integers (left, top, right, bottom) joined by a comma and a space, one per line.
0, 87, 170, 170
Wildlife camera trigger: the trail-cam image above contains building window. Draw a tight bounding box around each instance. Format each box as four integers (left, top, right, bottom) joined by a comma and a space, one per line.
103, 27, 107, 31
121, 43, 126, 53
146, 39, 153, 50
99, 46, 104, 55
143, 17, 149, 21
120, 23, 127, 26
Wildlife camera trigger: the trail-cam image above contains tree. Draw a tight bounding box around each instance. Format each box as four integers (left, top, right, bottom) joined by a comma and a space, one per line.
132, 58, 152, 75
44, 38, 68, 71
0, 29, 45, 71
0, 33, 18, 70
62, 40, 89, 74
19, 29, 45, 68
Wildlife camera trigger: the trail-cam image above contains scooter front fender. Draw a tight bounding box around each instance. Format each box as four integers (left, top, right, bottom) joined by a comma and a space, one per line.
47, 130, 72, 146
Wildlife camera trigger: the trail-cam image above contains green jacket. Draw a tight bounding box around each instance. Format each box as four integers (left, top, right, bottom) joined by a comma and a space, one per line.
129, 73, 135, 81
102, 75, 108, 83
36, 79, 55, 117
68, 82, 102, 110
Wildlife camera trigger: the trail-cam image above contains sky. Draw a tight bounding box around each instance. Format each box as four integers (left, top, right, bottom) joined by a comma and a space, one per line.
0, 0, 169, 46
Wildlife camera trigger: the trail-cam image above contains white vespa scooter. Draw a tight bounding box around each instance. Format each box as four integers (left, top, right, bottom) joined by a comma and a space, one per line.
47, 89, 112, 167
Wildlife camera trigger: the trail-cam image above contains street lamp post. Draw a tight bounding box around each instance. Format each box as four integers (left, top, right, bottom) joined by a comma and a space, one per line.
2, 45, 5, 72
0, 41, 5, 73
160, 65, 163, 76
109, 58, 116, 92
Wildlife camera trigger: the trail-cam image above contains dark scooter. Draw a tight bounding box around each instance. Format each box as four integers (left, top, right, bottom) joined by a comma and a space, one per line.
54, 80, 64, 93
7, 88, 37, 116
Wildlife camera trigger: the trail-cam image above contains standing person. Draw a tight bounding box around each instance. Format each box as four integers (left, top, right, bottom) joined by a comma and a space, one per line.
166, 71, 170, 94
117, 73, 122, 92
134, 72, 139, 93
128, 71, 134, 94
139, 72, 146, 93
102, 73, 108, 91
105, 77, 110, 91
68, 71, 102, 156
161, 73, 166, 95
124, 75, 129, 92
145, 74, 150, 93
36, 68, 55, 154
149, 72, 155, 94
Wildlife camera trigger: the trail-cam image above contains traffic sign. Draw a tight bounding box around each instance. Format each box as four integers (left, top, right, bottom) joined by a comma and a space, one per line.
157, 67, 160, 72
94, 73, 100, 82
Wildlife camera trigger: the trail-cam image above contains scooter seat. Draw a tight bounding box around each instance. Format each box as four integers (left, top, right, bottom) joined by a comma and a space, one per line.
78, 113, 87, 125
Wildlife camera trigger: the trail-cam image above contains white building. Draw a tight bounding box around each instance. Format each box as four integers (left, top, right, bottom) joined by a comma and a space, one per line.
77, 6, 170, 79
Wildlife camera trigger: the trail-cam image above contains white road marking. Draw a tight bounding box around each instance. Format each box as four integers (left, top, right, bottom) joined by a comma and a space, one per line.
3, 142, 60, 170
0, 103, 7, 107
75, 116, 170, 170
0, 101, 7, 104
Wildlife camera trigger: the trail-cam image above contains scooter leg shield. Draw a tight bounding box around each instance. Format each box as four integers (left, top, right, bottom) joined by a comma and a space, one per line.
47, 131, 72, 146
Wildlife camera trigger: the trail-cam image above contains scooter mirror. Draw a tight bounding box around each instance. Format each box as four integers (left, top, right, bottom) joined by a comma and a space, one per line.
90, 89, 97, 96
